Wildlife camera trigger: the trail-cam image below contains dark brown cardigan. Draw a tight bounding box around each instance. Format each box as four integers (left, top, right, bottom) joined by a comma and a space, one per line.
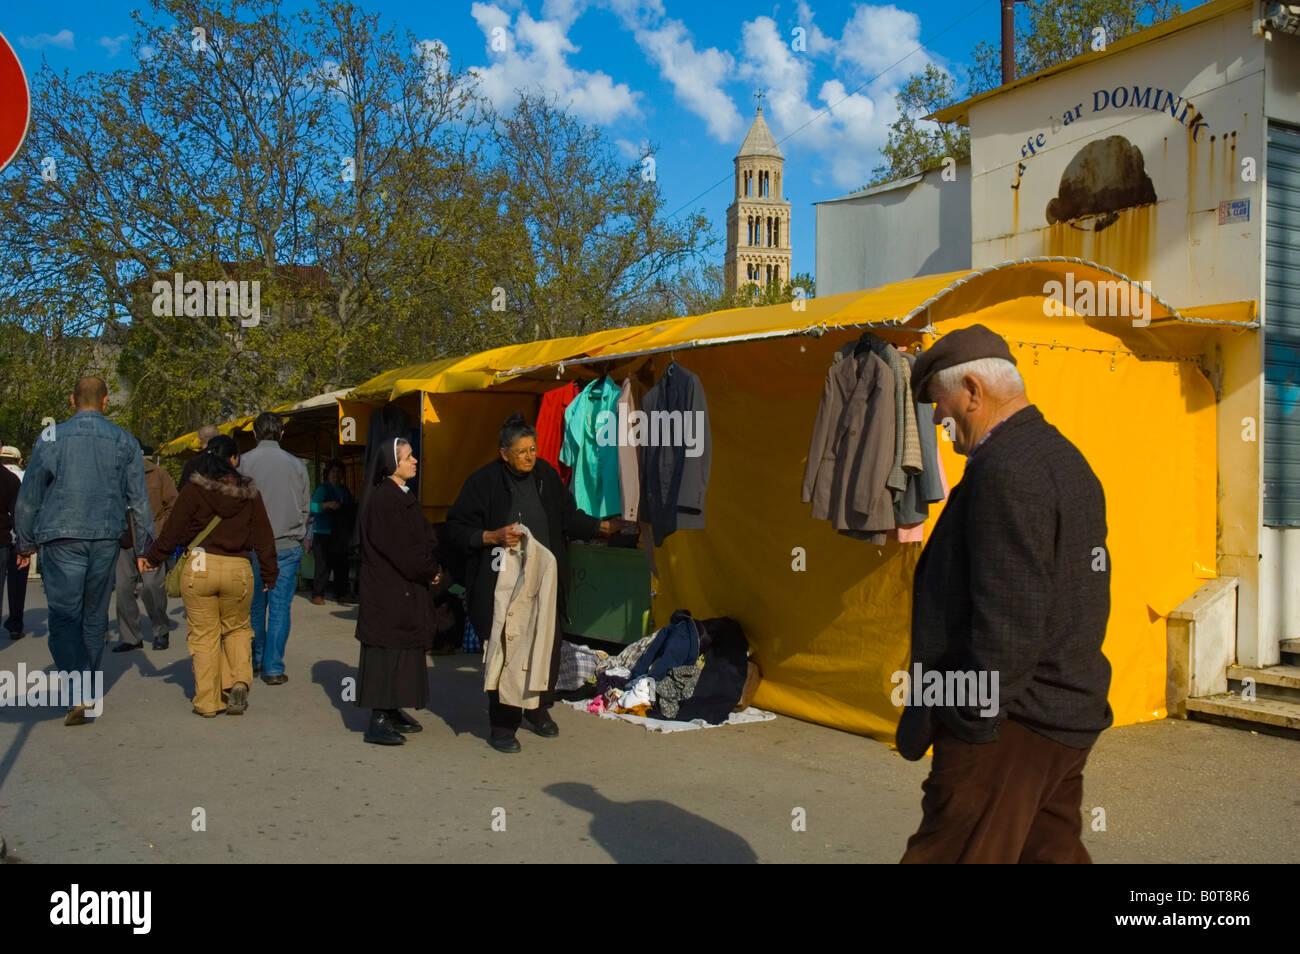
146, 473, 279, 588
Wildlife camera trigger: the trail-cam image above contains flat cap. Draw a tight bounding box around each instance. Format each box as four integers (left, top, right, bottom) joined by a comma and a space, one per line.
911, 324, 1016, 403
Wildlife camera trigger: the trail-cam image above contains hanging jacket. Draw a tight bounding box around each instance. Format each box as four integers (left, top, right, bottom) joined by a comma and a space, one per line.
561, 377, 622, 518
483, 524, 559, 710
537, 381, 580, 482
617, 377, 641, 523
895, 350, 947, 525
802, 343, 897, 534
640, 362, 711, 545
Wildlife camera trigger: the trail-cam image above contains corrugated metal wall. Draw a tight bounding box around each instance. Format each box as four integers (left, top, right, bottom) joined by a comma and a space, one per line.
1264, 122, 1300, 527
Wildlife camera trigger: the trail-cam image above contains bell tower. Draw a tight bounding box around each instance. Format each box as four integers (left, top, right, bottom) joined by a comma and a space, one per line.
725, 100, 792, 295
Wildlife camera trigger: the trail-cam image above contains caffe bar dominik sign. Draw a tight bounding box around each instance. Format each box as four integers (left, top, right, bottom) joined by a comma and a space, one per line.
1011, 82, 1212, 192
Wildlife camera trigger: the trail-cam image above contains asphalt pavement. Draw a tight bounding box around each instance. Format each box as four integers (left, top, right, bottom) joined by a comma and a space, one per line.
1, 581, 1296, 863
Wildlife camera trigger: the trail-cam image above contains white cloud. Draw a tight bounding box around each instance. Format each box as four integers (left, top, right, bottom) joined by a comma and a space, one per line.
836, 4, 932, 84
737, 11, 904, 190
632, 19, 740, 140
138, 44, 157, 60
19, 30, 75, 51
461, 3, 638, 125
614, 138, 643, 160
793, 2, 833, 57
98, 34, 128, 58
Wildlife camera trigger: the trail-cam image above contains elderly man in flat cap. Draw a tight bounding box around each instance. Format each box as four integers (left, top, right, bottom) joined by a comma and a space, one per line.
897, 324, 1112, 864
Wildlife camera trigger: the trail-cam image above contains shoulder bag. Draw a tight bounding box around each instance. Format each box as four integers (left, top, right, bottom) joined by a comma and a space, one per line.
165, 515, 223, 598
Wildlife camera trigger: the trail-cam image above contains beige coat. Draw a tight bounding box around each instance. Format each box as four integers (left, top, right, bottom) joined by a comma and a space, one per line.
617, 377, 640, 523
483, 525, 559, 709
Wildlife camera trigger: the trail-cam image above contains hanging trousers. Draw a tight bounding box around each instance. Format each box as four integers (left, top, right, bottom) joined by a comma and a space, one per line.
900, 718, 1094, 864
487, 618, 564, 731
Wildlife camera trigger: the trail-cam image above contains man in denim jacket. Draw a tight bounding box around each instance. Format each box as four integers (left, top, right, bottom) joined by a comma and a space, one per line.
13, 377, 153, 723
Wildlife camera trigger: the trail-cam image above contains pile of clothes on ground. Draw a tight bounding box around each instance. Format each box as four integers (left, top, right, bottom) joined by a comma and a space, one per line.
557, 610, 759, 725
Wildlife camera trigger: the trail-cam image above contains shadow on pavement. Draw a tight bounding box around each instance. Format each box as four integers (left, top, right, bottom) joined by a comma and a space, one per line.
312, 658, 369, 734
426, 654, 489, 740
544, 782, 759, 863
312, 653, 488, 740
0, 609, 48, 649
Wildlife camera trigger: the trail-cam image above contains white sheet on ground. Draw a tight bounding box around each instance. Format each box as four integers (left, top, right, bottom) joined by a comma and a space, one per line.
563, 700, 776, 733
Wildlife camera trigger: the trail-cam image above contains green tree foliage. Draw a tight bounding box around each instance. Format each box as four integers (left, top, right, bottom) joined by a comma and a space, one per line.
969, 0, 1182, 94
0, 0, 711, 449
627, 267, 815, 319
870, 0, 1182, 187
870, 65, 971, 187
493, 96, 709, 342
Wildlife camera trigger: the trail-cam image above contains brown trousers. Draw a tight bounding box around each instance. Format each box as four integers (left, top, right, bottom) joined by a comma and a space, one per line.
901, 718, 1093, 864
181, 553, 255, 715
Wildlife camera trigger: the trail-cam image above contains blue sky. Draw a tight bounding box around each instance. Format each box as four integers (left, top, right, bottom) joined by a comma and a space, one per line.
6, 0, 1052, 279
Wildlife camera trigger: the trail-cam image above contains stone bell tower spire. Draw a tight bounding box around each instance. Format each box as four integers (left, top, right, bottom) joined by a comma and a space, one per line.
725, 100, 792, 295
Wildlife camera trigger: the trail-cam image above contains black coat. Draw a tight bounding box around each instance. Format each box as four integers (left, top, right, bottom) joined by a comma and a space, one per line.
355, 479, 440, 649
444, 458, 600, 645
896, 406, 1113, 760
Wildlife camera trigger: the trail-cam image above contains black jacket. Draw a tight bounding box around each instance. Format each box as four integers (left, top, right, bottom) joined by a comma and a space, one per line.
355, 479, 440, 649
0, 465, 19, 545
896, 406, 1113, 759
444, 458, 600, 644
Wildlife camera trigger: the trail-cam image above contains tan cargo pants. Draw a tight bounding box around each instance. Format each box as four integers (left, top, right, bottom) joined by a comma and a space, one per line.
181, 553, 255, 715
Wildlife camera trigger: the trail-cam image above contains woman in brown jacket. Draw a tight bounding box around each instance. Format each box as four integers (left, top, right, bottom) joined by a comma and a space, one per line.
143, 435, 278, 717
354, 438, 445, 745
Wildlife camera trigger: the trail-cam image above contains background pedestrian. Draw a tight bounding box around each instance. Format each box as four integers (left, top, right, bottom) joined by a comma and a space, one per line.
238, 412, 310, 685
113, 441, 178, 652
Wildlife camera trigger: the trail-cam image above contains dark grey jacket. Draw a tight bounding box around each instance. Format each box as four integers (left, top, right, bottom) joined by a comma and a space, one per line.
896, 406, 1113, 758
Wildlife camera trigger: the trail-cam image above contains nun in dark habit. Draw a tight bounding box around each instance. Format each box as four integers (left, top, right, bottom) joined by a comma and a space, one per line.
354, 437, 446, 745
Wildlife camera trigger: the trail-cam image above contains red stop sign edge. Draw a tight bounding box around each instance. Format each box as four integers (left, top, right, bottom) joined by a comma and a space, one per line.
0, 31, 33, 174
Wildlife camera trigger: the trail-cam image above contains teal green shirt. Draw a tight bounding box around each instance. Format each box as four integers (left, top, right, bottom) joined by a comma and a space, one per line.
560, 377, 622, 518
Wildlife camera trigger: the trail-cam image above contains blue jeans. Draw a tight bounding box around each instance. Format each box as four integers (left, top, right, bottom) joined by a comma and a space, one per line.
40, 539, 120, 677
250, 546, 301, 676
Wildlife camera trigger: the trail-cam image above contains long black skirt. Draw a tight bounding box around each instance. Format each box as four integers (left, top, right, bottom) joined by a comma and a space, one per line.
356, 643, 429, 710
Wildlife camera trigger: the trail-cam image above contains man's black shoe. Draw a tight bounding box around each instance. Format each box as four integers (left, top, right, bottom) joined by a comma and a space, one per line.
489, 732, 521, 753
389, 709, 422, 733
7, 630, 25, 641
364, 710, 405, 745
524, 714, 559, 738
262, 674, 288, 686
152, 635, 169, 650
111, 642, 143, 653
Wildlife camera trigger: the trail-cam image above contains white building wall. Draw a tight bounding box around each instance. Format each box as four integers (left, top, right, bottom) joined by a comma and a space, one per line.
815, 164, 971, 296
